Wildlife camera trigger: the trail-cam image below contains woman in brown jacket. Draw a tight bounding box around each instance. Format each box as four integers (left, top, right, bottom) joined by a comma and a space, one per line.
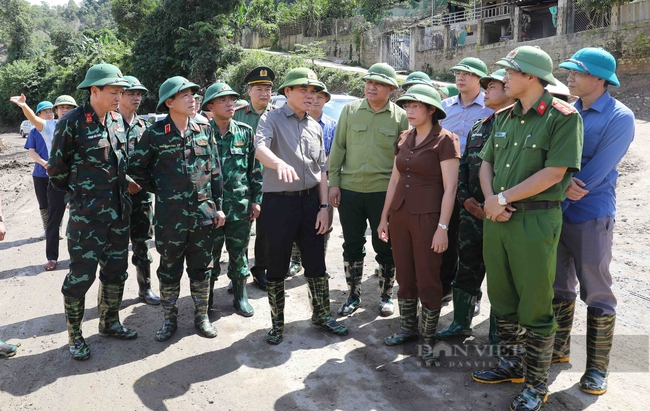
377, 85, 460, 365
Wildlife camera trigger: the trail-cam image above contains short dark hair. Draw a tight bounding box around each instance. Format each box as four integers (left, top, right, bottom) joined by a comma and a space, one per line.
538, 78, 549, 88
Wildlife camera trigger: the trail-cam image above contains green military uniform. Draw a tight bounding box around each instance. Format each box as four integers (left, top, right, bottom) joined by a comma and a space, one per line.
480, 91, 582, 333
129, 76, 223, 341
48, 63, 135, 360
233, 102, 274, 133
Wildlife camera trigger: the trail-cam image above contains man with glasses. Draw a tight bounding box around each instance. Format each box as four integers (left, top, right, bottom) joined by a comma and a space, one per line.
472, 46, 583, 411
329, 63, 409, 318
203, 82, 262, 318
552, 48, 634, 396
439, 57, 493, 305
234, 66, 276, 291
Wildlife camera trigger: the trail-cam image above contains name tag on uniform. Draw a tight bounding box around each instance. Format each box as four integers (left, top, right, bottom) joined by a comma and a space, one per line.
495, 132, 507, 138
472, 133, 482, 138
86, 133, 102, 140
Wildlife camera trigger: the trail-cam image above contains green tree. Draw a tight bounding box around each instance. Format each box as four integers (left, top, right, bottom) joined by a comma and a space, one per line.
0, 0, 35, 62
111, 0, 158, 39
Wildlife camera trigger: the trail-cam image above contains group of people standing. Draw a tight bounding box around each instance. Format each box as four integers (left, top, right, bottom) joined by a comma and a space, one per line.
3, 43, 633, 411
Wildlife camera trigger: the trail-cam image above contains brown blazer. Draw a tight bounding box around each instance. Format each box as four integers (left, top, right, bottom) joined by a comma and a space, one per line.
390, 123, 460, 214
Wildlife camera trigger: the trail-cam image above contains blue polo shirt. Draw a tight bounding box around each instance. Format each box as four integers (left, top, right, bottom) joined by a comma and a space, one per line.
440, 92, 493, 154
562, 91, 635, 223
316, 113, 338, 156
24, 128, 49, 178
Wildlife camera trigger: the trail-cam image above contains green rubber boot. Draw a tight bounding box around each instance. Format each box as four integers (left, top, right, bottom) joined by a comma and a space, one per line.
338, 260, 363, 316
190, 279, 218, 338
307, 276, 348, 336
377, 263, 396, 317
384, 298, 419, 346
580, 309, 615, 395
436, 288, 476, 339
420, 306, 441, 366
232, 278, 254, 317
266, 280, 285, 344
510, 331, 554, 411
64, 295, 90, 360
552, 298, 575, 363
473, 317, 526, 384
98, 282, 138, 340
155, 282, 180, 342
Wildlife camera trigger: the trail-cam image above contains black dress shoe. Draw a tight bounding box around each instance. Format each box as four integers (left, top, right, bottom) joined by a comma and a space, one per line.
252, 270, 267, 291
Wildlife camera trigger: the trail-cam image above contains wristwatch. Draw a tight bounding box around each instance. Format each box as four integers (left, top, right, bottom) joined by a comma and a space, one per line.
438, 223, 448, 230
497, 192, 508, 206
319, 204, 330, 210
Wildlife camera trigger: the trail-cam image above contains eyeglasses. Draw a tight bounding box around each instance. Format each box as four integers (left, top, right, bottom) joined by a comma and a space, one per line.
452, 70, 472, 78
503, 68, 523, 79
215, 97, 237, 105
501, 58, 523, 73
564, 59, 591, 75
403, 101, 425, 110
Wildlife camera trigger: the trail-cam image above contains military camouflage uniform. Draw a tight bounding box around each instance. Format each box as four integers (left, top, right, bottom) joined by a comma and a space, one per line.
455, 114, 493, 295
49, 100, 132, 298
126, 116, 154, 267
129, 116, 223, 285
212, 119, 263, 281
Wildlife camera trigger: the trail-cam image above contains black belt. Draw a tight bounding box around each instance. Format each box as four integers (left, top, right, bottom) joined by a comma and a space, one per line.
276, 187, 316, 197
510, 201, 560, 211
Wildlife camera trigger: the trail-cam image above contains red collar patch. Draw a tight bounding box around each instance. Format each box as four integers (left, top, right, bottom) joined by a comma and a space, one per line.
537, 100, 547, 115
85, 113, 93, 124
165, 124, 171, 134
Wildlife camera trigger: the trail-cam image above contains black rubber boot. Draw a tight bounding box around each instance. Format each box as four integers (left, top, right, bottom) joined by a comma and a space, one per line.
136, 264, 160, 305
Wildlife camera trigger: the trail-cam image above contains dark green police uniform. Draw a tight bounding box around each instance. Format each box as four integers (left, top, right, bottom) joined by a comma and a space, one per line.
480, 91, 582, 335
233, 102, 274, 134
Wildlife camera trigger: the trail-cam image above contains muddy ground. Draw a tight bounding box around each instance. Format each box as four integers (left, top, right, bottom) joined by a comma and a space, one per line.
0, 115, 649, 410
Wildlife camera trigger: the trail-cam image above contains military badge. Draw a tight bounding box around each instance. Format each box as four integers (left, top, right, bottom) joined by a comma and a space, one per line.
260, 69, 268, 77
85, 113, 93, 124
165, 124, 171, 134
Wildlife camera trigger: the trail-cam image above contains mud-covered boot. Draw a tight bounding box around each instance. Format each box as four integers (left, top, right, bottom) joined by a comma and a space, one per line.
420, 306, 441, 366
552, 298, 575, 363
136, 264, 160, 305
232, 278, 254, 317
384, 299, 419, 346
287, 242, 302, 277
580, 309, 615, 395
97, 282, 138, 340
307, 277, 348, 336
156, 282, 180, 342
377, 263, 396, 317
0, 340, 19, 358
266, 280, 285, 344
437, 288, 476, 339
64, 295, 90, 360
510, 331, 554, 411
190, 279, 218, 338
338, 260, 363, 316
473, 318, 526, 384
38, 209, 48, 240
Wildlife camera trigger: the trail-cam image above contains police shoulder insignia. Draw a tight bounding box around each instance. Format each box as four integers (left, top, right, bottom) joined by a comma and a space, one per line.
496, 103, 515, 116
551, 99, 577, 116
234, 105, 247, 111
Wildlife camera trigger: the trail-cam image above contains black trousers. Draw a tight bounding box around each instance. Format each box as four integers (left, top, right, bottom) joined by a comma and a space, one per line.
439, 200, 460, 292
251, 217, 269, 275
260, 190, 326, 281
46, 182, 66, 261
33, 176, 49, 210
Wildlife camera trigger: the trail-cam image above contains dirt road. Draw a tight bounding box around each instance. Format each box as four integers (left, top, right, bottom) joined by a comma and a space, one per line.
0, 124, 648, 410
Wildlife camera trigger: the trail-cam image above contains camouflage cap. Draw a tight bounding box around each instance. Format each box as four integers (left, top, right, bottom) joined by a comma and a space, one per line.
244, 66, 275, 86
53, 95, 78, 108
202, 82, 240, 111
156, 76, 200, 113
124, 75, 148, 92
278, 68, 324, 96
77, 63, 130, 90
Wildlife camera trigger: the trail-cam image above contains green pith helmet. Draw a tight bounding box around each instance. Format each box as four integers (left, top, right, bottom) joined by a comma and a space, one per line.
558, 47, 620, 87
202, 82, 240, 111
496, 46, 557, 85
317, 83, 331, 102
396, 84, 447, 120
479, 69, 507, 89
362, 63, 399, 87
35, 101, 53, 115
235, 99, 249, 108
53, 95, 78, 108
77, 63, 130, 90
438, 84, 459, 99
402, 71, 433, 90
124, 75, 148, 92
450, 57, 489, 78
156, 76, 200, 112
277, 68, 324, 96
